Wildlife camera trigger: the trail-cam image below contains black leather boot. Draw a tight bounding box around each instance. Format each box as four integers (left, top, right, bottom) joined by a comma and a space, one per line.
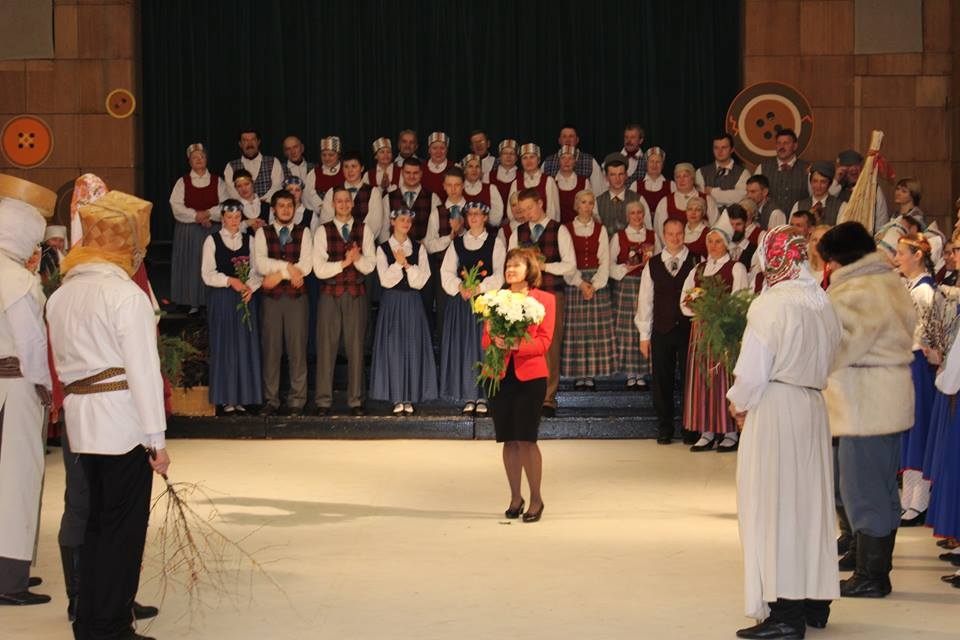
840, 532, 892, 598
60, 545, 81, 621
803, 599, 831, 629
736, 598, 805, 638
836, 506, 853, 556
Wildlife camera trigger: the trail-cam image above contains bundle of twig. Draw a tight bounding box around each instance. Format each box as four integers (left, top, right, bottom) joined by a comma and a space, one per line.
147, 450, 286, 624
837, 130, 884, 231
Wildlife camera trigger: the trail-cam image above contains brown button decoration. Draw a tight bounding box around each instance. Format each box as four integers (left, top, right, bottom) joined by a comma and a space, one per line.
1, 115, 54, 169
725, 82, 814, 168
105, 88, 136, 119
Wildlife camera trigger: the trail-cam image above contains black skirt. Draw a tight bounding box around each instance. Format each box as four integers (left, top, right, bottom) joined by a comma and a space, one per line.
490, 359, 547, 443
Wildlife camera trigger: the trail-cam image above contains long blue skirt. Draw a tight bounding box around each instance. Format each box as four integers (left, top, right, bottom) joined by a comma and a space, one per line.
928, 406, 960, 538
440, 294, 484, 401
207, 287, 263, 406
369, 289, 438, 403
923, 391, 954, 483
171, 221, 214, 307
901, 350, 935, 471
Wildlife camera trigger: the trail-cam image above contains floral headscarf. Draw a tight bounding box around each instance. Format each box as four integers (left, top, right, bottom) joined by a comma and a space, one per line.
69, 173, 108, 247
763, 225, 808, 287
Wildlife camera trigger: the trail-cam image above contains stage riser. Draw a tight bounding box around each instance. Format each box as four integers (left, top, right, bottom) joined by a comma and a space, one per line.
167, 415, 676, 440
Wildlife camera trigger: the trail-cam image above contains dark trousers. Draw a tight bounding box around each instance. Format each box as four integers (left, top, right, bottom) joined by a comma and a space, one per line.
0, 557, 30, 594
425, 252, 446, 344
650, 324, 690, 438
60, 431, 90, 547
75, 446, 152, 640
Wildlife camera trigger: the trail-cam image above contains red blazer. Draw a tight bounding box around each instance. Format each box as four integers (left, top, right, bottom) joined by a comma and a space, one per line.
481, 288, 556, 381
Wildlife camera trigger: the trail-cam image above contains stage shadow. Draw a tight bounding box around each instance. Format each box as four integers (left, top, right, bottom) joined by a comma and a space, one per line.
201, 496, 488, 528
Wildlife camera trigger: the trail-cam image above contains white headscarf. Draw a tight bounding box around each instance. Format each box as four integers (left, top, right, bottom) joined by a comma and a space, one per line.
0, 198, 46, 261
0, 197, 47, 311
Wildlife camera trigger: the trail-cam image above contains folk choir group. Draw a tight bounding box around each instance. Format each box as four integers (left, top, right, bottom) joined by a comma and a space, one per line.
3, 119, 960, 640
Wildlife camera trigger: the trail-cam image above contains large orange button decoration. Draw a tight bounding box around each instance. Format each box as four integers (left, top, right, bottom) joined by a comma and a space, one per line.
726, 82, 814, 168
1, 115, 54, 169
106, 88, 136, 119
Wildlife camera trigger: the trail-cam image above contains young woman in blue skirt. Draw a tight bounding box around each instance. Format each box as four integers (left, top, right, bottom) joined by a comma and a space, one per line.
369, 208, 438, 415
439, 201, 505, 414
893, 233, 937, 525
200, 199, 263, 413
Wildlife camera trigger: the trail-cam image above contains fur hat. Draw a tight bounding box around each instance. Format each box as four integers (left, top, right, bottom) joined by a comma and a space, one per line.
818, 221, 877, 266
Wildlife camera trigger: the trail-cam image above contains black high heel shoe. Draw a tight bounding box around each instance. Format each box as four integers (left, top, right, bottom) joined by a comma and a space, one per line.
522, 503, 544, 523
505, 498, 525, 519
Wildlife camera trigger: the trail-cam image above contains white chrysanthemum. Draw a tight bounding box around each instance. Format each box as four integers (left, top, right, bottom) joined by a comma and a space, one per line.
521, 296, 546, 323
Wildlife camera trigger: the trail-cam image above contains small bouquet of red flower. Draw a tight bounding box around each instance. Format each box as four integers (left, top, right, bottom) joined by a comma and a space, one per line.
231, 256, 253, 331
460, 260, 488, 298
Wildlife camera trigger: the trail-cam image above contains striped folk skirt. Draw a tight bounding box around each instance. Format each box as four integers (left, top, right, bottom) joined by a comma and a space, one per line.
613, 274, 647, 378
561, 269, 615, 379
369, 288, 439, 404
683, 319, 735, 434
171, 220, 215, 307
207, 287, 262, 406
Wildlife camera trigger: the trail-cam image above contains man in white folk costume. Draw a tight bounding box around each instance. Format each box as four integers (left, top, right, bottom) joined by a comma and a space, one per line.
728, 225, 842, 639
48, 189, 170, 640
0, 175, 56, 606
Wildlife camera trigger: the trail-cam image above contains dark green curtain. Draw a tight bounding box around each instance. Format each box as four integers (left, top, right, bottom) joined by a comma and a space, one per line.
142, 0, 741, 243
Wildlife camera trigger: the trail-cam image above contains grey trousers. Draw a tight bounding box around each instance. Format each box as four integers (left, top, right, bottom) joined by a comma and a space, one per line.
838, 433, 902, 537
260, 295, 309, 409
59, 431, 89, 547
315, 293, 368, 408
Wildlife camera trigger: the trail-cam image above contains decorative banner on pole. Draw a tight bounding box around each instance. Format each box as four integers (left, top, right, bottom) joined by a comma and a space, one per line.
725, 82, 814, 167
106, 88, 136, 119
1, 114, 54, 168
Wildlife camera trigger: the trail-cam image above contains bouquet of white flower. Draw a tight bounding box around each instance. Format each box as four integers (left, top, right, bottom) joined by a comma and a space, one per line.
472, 289, 547, 396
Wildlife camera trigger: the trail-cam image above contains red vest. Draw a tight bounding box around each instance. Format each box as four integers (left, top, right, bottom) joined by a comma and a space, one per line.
567, 221, 603, 270
387, 187, 432, 241
421, 161, 448, 196
321, 221, 366, 297
520, 172, 550, 209
315, 167, 344, 196
616, 228, 655, 278
490, 170, 517, 206
366, 165, 400, 191
183, 173, 220, 211
463, 182, 493, 208
694, 260, 736, 291
685, 226, 709, 259
665, 190, 708, 224
557, 174, 589, 225
637, 177, 672, 213
262, 225, 307, 299
435, 202, 466, 245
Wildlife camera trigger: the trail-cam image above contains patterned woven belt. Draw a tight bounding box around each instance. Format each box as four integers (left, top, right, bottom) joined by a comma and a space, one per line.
0, 357, 22, 379
63, 367, 129, 396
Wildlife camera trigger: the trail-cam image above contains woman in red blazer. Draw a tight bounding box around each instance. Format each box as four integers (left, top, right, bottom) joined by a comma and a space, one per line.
482, 247, 556, 523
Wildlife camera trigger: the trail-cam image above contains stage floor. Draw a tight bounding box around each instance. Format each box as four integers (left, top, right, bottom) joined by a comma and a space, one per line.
11, 439, 959, 639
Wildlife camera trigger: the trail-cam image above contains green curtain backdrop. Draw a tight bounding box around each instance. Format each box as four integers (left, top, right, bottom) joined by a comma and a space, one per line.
142, 0, 741, 243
